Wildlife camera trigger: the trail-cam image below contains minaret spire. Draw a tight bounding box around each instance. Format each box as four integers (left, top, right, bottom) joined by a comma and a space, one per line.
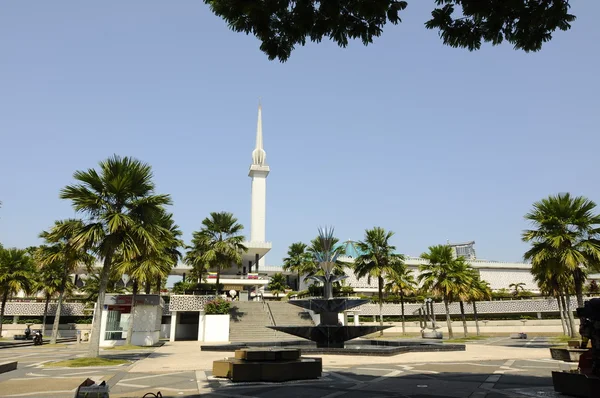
252, 102, 266, 166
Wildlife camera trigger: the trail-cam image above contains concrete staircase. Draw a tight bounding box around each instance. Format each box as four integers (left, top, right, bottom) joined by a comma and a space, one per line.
228, 301, 315, 343
229, 301, 278, 342
267, 301, 315, 327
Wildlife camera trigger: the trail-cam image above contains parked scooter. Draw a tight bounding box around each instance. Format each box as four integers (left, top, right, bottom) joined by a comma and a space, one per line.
33, 330, 43, 346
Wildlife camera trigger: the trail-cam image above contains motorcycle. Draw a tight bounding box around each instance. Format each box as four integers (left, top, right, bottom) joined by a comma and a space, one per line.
33, 330, 43, 345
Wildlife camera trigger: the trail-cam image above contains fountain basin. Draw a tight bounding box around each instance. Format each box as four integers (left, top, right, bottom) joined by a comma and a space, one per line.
201, 339, 466, 356
268, 325, 390, 348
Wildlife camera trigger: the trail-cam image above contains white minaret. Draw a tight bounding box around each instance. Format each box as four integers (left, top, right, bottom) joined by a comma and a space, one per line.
249, 104, 270, 268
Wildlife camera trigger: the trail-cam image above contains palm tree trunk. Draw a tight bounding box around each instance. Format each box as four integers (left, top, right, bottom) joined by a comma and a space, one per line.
564, 292, 577, 338
559, 293, 572, 337
378, 276, 384, 336
156, 276, 161, 294
0, 291, 9, 337
50, 289, 65, 344
88, 251, 114, 358
400, 292, 406, 335
443, 297, 454, 339
573, 268, 585, 308
126, 280, 138, 346
297, 271, 300, 291
51, 268, 69, 345
42, 294, 50, 336
144, 281, 151, 294
556, 294, 568, 336
216, 266, 221, 295
472, 300, 480, 336
459, 301, 468, 338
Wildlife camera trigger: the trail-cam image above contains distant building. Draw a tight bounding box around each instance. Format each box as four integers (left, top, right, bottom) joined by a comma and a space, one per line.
448, 241, 477, 260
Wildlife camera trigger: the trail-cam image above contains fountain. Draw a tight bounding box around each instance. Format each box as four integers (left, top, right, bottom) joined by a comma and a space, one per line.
202, 227, 466, 357
268, 227, 390, 348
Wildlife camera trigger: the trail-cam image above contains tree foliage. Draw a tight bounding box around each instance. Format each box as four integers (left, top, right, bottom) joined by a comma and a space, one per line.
267, 272, 289, 297
0, 247, 36, 336
205, 0, 576, 61
60, 154, 173, 357
523, 193, 600, 308
186, 212, 247, 292
354, 226, 405, 333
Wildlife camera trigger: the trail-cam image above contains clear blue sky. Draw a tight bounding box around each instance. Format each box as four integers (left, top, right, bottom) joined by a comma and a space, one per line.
1, 1, 599, 267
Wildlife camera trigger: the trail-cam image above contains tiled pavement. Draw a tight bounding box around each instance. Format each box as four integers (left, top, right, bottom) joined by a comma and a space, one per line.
0, 342, 568, 397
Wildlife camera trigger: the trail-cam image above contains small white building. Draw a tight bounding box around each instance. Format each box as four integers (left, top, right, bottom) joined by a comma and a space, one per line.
99, 294, 163, 347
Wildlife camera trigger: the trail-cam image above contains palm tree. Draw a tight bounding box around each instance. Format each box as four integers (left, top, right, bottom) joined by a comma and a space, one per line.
115, 212, 182, 345
60, 155, 173, 357
0, 247, 36, 337
384, 262, 416, 335
282, 242, 313, 290
468, 275, 491, 336
508, 282, 526, 297
268, 273, 289, 298
37, 219, 95, 344
187, 212, 247, 293
523, 193, 600, 309
80, 271, 126, 305
35, 260, 68, 336
531, 256, 576, 336
453, 259, 475, 338
418, 245, 470, 339
354, 227, 405, 334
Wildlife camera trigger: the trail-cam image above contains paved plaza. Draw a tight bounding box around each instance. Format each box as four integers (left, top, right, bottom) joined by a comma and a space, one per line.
0, 338, 573, 398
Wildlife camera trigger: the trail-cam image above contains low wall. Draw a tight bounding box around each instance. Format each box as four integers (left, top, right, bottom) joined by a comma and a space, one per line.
360, 319, 579, 335
0, 302, 88, 316
354, 296, 590, 316
0, 324, 92, 338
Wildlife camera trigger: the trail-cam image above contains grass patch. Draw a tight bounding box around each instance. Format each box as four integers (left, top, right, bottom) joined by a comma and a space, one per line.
102, 344, 156, 351
445, 336, 489, 343
552, 335, 575, 344
46, 357, 129, 368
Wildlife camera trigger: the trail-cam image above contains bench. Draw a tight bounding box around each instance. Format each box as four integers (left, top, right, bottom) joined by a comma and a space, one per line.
0, 361, 17, 374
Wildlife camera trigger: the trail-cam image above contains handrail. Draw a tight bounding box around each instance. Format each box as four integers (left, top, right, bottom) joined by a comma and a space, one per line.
265, 301, 276, 326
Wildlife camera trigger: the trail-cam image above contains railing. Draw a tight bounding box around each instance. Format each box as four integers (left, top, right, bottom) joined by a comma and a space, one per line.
265, 301, 276, 326
207, 275, 266, 280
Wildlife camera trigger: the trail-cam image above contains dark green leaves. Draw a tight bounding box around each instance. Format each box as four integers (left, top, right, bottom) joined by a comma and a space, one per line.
205, 0, 573, 61
206, 0, 408, 61
426, 0, 576, 52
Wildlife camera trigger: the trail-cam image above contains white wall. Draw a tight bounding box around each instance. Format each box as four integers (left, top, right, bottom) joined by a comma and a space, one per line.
99, 304, 163, 347
202, 314, 230, 342
478, 268, 537, 291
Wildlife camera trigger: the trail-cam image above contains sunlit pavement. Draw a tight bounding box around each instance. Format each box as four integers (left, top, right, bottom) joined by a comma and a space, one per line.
0, 340, 570, 397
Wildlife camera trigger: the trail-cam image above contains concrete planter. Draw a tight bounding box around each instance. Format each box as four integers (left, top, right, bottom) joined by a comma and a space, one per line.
552, 371, 600, 397
203, 314, 230, 343
550, 347, 589, 362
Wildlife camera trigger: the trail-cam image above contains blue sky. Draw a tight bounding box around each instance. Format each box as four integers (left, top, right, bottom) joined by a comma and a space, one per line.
1, 1, 599, 268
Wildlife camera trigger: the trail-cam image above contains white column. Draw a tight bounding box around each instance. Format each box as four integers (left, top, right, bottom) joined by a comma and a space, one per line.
198, 311, 206, 342
169, 311, 177, 342
354, 314, 360, 326
99, 309, 109, 347
250, 174, 267, 242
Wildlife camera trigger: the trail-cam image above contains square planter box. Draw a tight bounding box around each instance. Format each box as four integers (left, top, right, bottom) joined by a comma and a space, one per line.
552, 371, 600, 398
204, 314, 230, 342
